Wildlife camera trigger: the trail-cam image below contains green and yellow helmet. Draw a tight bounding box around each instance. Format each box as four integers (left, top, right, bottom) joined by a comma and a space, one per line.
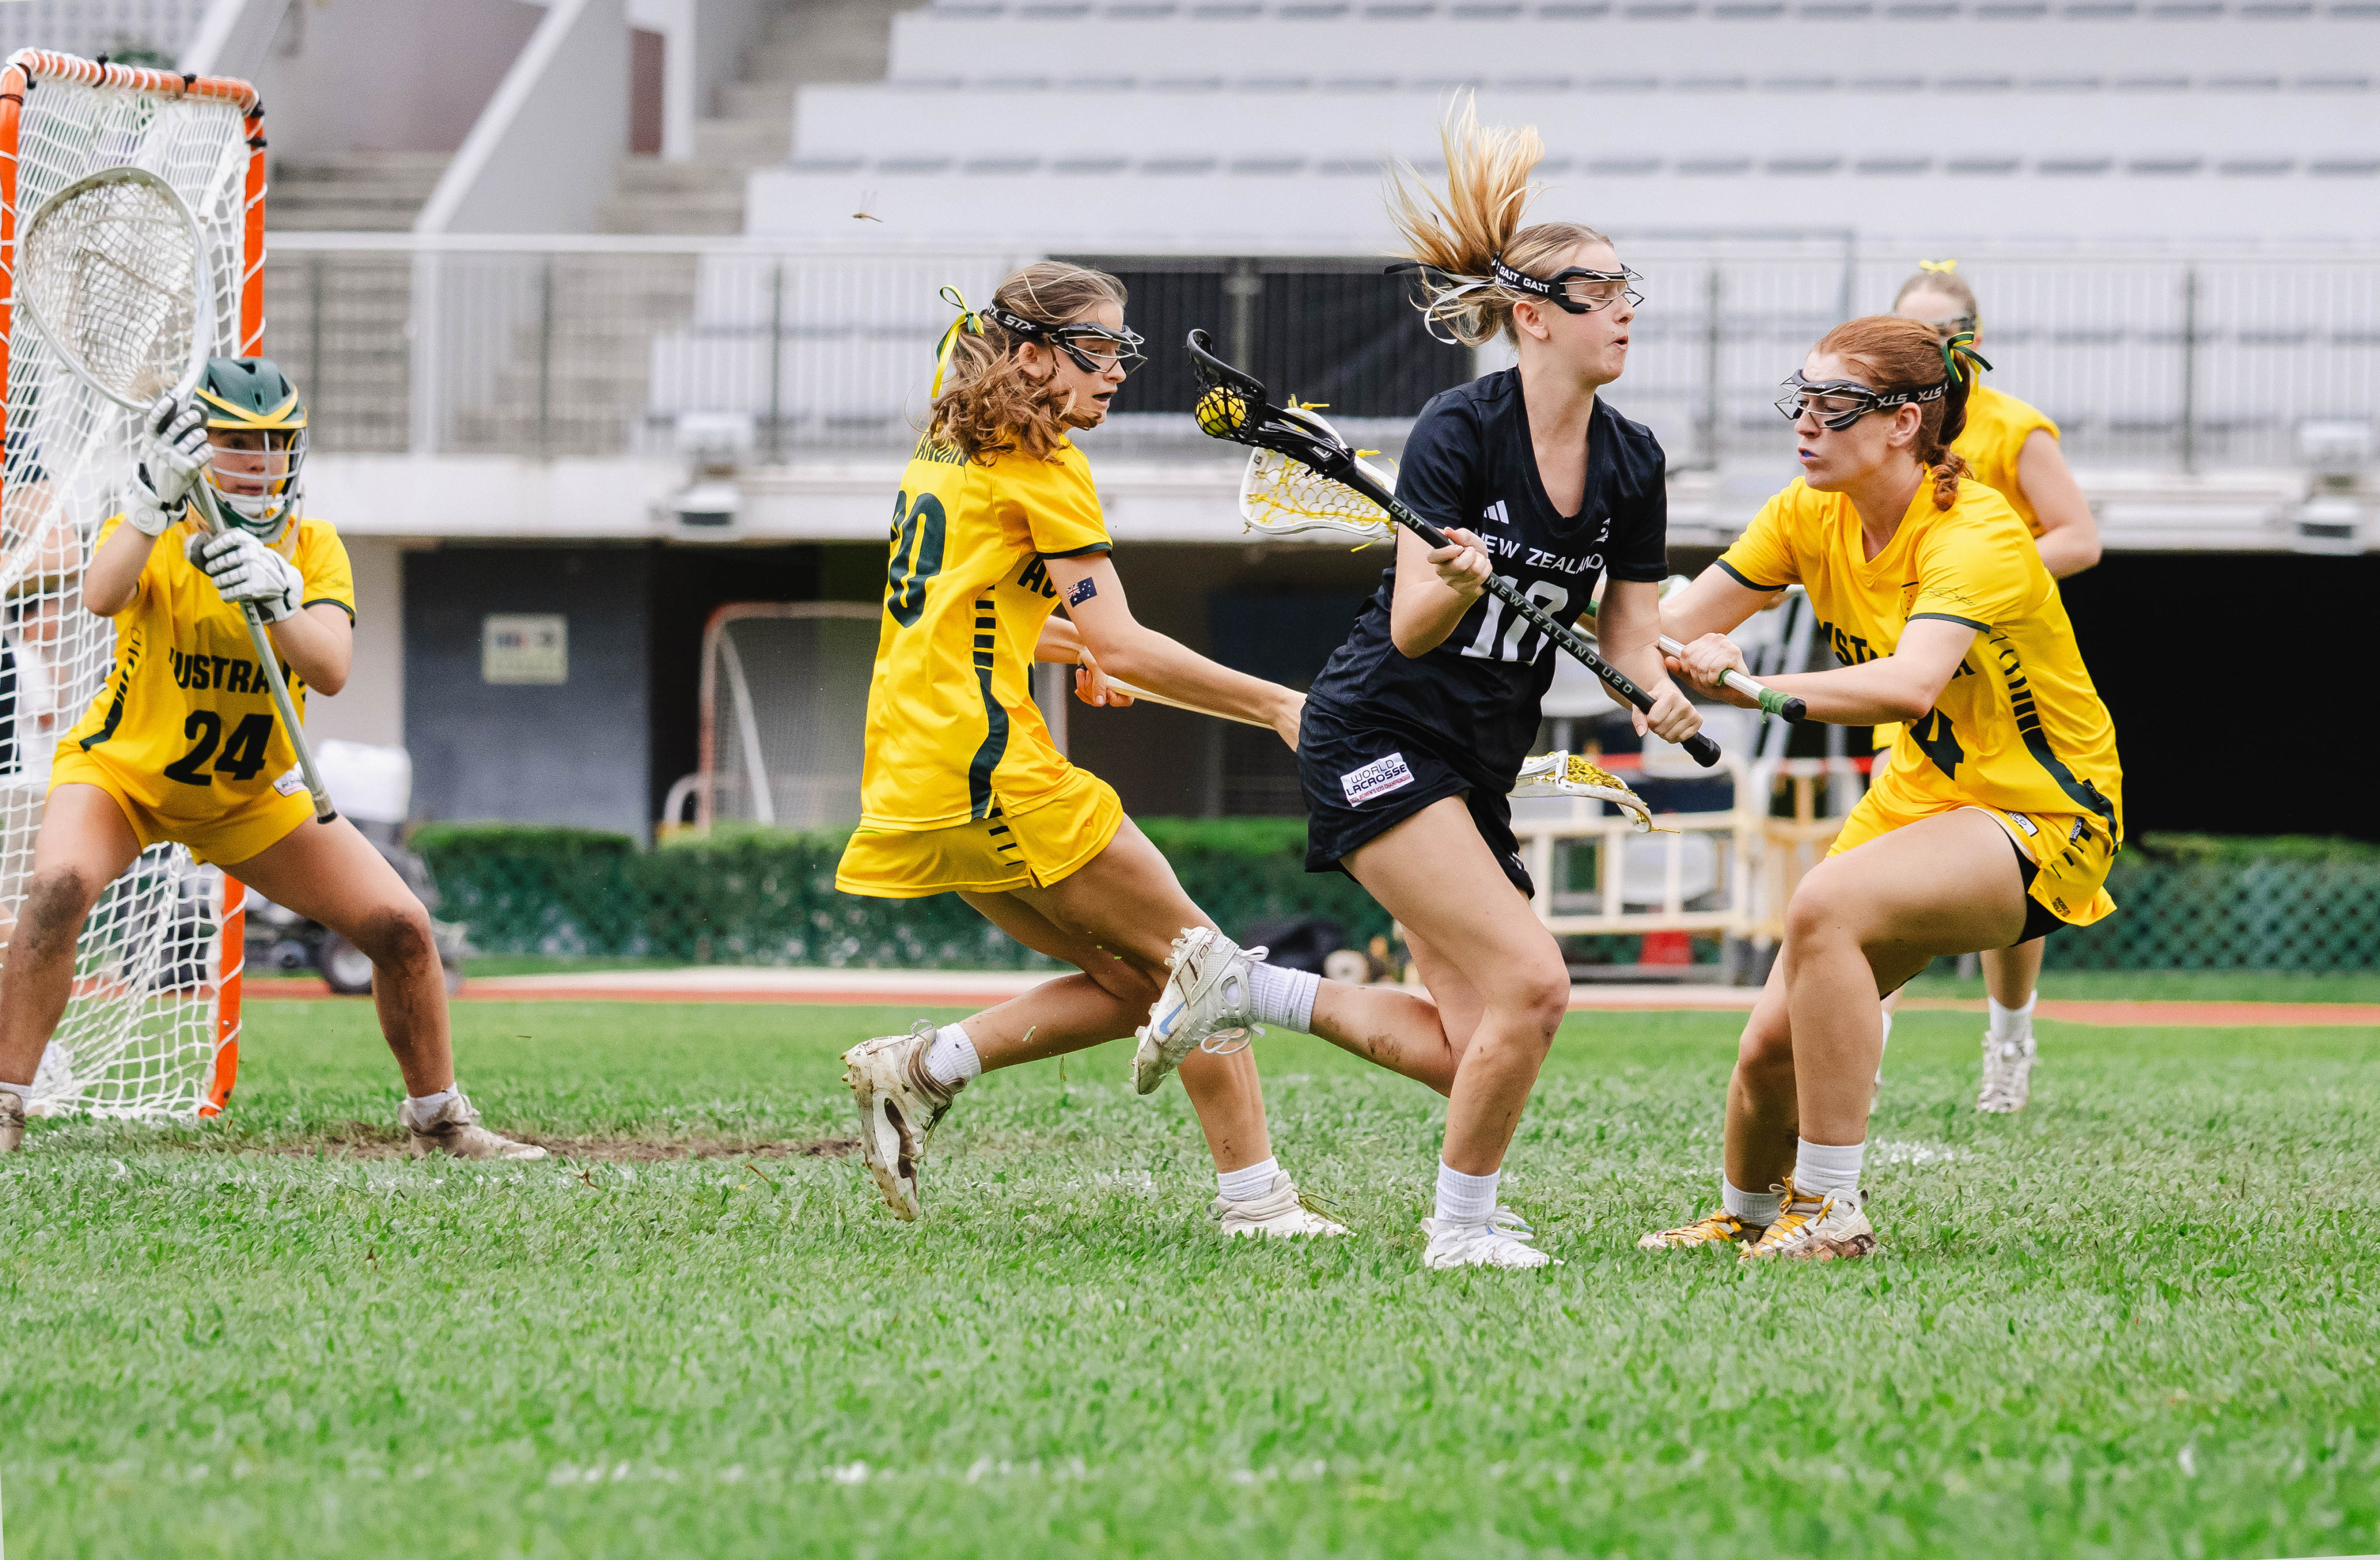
195, 356, 307, 540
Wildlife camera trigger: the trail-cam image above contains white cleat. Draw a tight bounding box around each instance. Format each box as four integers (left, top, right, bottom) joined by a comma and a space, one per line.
0, 1091, 23, 1154
399, 1088, 547, 1161
1741, 1190, 1879, 1261
1420, 1215, 1561, 1269
841, 1021, 958, 1221
1212, 1171, 1349, 1238
1977, 1032, 2038, 1114
1133, 926, 1267, 1095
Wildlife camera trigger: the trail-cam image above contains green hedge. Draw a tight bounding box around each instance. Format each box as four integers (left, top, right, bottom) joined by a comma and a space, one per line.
411, 822, 2380, 972
415, 817, 1393, 969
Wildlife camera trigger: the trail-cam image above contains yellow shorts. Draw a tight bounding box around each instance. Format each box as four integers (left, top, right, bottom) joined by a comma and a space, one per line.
49, 751, 315, 867
835, 772, 1125, 899
1829, 781, 2119, 930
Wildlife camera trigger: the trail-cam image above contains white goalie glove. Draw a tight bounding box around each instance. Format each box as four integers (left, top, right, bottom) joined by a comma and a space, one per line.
1510, 751, 1659, 834
185, 529, 303, 624
123, 395, 209, 536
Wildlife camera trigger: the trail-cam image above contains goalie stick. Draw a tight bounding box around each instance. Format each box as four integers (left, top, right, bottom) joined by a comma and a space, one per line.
17, 165, 336, 822
1186, 329, 1723, 768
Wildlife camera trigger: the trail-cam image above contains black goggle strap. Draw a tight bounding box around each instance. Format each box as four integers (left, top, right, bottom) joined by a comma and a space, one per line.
1779, 372, 1947, 428
1490, 256, 1639, 309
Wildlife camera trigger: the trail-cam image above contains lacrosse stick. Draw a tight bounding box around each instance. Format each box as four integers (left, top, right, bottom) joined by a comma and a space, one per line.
1101, 676, 1269, 728
1187, 329, 1723, 768
1510, 751, 1659, 833
1239, 422, 1399, 546
1577, 597, 1806, 723
18, 166, 335, 822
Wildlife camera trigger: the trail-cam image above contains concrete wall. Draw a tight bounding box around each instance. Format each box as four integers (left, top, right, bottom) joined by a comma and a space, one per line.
303, 534, 404, 749
235, 0, 544, 160
403, 545, 651, 837
417, 0, 630, 234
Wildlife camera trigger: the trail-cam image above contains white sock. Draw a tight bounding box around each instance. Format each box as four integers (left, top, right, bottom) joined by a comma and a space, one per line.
1722, 1177, 1783, 1225
0, 1080, 32, 1110
1879, 1009, 1893, 1054
1987, 992, 2036, 1045
923, 1023, 981, 1089
1434, 1161, 1500, 1225
1793, 1139, 1866, 1203
1216, 1156, 1280, 1202
406, 1086, 458, 1117
1246, 961, 1320, 1033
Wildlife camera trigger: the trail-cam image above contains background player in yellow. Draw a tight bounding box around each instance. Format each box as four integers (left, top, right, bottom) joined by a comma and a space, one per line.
1879, 260, 2103, 1111
836, 264, 1464, 1240
0, 360, 540, 1160
1638, 316, 2123, 1261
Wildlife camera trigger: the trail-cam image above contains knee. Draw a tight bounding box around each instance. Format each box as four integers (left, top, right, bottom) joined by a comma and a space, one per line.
1783, 863, 1864, 949
1490, 955, 1572, 1050
20, 867, 102, 948
1736, 1015, 1794, 1081
350, 900, 436, 971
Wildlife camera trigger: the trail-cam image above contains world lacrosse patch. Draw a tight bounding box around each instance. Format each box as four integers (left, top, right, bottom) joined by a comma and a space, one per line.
1340, 752, 1415, 805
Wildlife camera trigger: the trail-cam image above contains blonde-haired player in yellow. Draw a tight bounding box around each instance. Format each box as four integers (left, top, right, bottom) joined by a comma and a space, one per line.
834, 263, 1358, 1235
1877, 260, 2103, 1111
1636, 315, 2122, 1260
0, 359, 540, 1160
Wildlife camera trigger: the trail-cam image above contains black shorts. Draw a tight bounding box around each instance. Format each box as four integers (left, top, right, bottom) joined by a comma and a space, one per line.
1297, 701, 1533, 899
2005, 831, 2066, 946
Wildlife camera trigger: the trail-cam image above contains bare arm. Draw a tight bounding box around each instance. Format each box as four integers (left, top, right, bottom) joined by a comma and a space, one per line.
80, 522, 159, 617
1033, 611, 1134, 710
1658, 563, 1788, 645
1045, 554, 1300, 748
1592, 576, 1702, 744
268, 605, 353, 696
1388, 524, 1492, 658
2015, 429, 2099, 579
1669, 616, 1978, 727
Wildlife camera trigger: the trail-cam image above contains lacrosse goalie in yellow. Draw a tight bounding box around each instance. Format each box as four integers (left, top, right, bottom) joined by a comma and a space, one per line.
0, 358, 540, 1160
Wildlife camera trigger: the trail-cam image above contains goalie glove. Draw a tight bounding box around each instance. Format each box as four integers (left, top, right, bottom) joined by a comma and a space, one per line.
1510, 751, 1658, 834
185, 529, 303, 624
123, 395, 209, 536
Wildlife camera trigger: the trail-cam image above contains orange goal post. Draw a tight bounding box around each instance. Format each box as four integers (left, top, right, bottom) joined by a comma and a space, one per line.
0, 50, 266, 1120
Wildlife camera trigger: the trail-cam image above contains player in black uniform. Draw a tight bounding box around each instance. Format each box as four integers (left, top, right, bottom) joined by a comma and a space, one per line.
1135, 105, 1702, 1268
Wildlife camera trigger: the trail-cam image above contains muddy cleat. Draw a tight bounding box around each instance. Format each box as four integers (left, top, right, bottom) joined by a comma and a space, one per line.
1212, 1171, 1349, 1238
1133, 926, 1267, 1095
0, 1091, 23, 1154
1977, 1032, 2037, 1114
1741, 1190, 1878, 1261
841, 1021, 958, 1221
399, 1088, 547, 1161
1639, 1208, 1764, 1250
1421, 1216, 1561, 1269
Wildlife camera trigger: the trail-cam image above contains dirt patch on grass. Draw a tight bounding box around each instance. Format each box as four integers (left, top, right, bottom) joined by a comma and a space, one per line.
247, 1123, 861, 1163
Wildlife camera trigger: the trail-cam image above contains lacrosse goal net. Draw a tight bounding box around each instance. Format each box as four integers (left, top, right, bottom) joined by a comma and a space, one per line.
0, 51, 265, 1120
683, 603, 880, 830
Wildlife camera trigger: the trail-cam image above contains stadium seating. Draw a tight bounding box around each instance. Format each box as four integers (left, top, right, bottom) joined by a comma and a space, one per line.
746, 0, 2380, 244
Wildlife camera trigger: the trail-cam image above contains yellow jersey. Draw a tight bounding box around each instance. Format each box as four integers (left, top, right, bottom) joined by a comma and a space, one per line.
855, 437, 1110, 830
61, 515, 355, 816
1954, 383, 2059, 536
1719, 476, 2122, 838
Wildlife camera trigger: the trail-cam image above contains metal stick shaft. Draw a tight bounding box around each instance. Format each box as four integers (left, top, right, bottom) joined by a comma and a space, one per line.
191, 486, 336, 823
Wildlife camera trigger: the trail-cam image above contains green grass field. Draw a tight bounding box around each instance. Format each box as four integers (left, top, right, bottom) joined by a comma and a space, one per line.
3, 996, 2376, 1558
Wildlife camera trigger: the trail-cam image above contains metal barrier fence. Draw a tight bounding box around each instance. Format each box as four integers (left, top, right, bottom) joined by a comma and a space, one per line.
264, 234, 2380, 469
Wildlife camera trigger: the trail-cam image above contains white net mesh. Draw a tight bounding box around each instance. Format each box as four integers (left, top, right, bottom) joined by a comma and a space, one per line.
19, 167, 204, 407
4, 56, 255, 1120
699, 605, 880, 830
1236, 410, 1399, 544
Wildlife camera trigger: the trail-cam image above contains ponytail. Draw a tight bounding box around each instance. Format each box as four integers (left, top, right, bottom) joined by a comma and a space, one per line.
1385, 97, 1610, 346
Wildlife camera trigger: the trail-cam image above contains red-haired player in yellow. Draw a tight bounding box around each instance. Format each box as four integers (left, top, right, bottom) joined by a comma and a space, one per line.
1879, 261, 2103, 1112
0, 358, 540, 1160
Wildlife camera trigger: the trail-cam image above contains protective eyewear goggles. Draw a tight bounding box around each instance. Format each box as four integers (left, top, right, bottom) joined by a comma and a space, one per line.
1911, 310, 1979, 339
980, 305, 1147, 373
1490, 256, 1643, 314
1773, 371, 1947, 432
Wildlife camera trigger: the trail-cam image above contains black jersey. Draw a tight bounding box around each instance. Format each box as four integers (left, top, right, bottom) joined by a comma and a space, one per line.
1304, 370, 1671, 790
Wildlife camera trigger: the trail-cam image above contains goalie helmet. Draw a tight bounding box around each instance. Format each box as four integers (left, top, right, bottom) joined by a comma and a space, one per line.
195, 357, 308, 541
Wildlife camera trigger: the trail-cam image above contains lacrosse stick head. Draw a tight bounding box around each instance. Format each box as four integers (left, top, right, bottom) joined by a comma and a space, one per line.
1238, 416, 1397, 546
1187, 329, 1359, 479
1509, 751, 1658, 834
17, 166, 214, 413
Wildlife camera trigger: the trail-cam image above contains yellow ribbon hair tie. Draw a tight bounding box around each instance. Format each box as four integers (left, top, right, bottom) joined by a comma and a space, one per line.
930, 285, 981, 398
1919, 257, 1959, 274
